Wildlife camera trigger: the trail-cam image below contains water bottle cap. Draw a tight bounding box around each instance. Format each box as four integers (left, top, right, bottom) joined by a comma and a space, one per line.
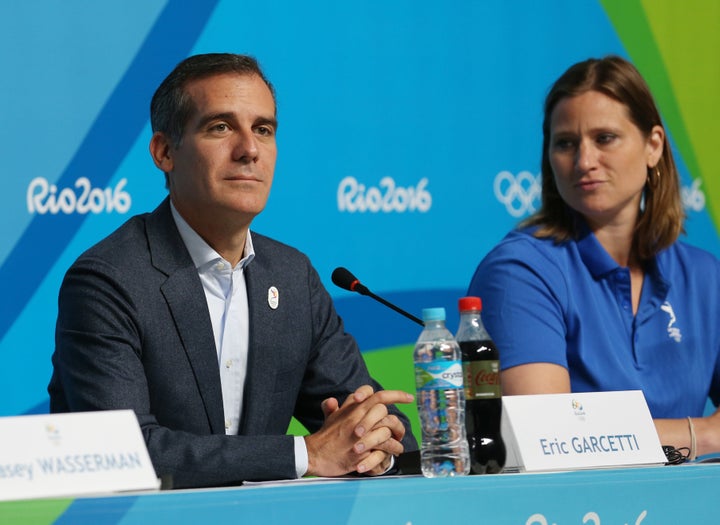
458, 296, 482, 312
421, 307, 446, 322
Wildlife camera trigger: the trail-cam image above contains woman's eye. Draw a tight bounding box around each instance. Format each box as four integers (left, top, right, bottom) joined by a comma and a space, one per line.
553, 139, 574, 151
597, 133, 616, 144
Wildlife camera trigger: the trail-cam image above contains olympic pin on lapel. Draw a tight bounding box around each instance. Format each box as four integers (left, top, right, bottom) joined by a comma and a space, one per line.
268, 286, 279, 309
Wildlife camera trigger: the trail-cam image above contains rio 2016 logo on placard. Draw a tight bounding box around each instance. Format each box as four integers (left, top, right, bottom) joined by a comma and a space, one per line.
27, 177, 132, 215
337, 176, 431, 213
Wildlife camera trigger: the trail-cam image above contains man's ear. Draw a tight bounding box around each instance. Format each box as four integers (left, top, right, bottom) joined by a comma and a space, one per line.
149, 132, 174, 173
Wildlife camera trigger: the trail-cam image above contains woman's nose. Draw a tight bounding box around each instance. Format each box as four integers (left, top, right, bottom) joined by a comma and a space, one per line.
575, 140, 596, 173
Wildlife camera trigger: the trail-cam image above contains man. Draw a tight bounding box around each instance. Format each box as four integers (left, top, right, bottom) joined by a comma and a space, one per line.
48, 53, 417, 489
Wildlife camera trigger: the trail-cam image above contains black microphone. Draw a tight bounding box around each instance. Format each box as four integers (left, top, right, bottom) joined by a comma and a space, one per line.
331, 267, 424, 326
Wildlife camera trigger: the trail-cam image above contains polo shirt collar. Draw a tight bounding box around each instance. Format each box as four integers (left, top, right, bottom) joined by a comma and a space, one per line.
575, 218, 671, 303
576, 221, 619, 279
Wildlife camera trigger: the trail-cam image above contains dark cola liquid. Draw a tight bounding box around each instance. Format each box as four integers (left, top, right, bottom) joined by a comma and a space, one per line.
459, 339, 506, 474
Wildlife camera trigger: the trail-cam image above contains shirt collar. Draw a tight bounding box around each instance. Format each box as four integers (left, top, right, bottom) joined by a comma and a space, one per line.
170, 201, 255, 270
576, 221, 620, 279
575, 219, 670, 296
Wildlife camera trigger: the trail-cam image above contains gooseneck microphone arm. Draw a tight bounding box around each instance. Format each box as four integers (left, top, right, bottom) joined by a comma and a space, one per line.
331, 267, 424, 326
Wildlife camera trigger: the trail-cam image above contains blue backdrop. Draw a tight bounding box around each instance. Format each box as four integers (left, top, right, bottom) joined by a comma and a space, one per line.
1, 1, 718, 417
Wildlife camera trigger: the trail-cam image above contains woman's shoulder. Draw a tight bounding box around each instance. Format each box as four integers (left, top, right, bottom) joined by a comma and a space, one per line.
663, 239, 720, 264
482, 227, 576, 267
660, 239, 720, 275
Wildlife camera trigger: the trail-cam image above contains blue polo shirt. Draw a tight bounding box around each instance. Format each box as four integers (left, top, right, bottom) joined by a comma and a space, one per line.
468, 226, 720, 418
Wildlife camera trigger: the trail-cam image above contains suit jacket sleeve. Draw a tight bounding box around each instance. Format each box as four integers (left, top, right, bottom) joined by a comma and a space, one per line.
49, 207, 296, 488
49, 202, 416, 489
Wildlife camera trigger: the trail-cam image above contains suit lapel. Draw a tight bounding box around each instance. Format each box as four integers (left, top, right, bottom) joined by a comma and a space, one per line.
146, 199, 225, 434
240, 239, 280, 434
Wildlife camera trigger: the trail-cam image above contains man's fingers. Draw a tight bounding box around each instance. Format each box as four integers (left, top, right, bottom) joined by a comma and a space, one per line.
349, 388, 414, 409
354, 425, 392, 453
306, 387, 413, 477
371, 414, 406, 441
351, 385, 375, 404
366, 389, 415, 406
354, 402, 389, 437
352, 392, 412, 438
356, 450, 394, 475
354, 429, 404, 458
320, 397, 340, 419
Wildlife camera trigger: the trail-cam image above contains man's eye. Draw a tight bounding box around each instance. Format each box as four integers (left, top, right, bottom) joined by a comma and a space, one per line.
211, 123, 229, 132
255, 126, 273, 136
597, 133, 616, 144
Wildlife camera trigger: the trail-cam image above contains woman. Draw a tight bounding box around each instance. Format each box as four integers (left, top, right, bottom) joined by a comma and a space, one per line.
468, 55, 720, 459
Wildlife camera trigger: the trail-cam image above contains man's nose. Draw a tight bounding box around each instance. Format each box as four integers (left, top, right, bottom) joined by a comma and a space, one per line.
232, 129, 259, 162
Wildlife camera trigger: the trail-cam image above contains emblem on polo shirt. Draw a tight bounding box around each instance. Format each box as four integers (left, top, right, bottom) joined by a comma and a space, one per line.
268, 286, 279, 310
660, 301, 682, 342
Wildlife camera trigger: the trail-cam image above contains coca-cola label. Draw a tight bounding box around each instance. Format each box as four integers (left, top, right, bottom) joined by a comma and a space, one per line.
414, 360, 464, 390
463, 360, 501, 399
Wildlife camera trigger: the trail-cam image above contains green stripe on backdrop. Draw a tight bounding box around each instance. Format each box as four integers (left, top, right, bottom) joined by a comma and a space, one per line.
363, 344, 420, 442
601, 0, 720, 228
287, 344, 422, 445
0, 498, 73, 525
642, 0, 720, 229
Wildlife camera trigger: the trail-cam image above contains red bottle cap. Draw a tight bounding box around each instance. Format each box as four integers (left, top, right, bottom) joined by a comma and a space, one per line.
458, 296, 482, 312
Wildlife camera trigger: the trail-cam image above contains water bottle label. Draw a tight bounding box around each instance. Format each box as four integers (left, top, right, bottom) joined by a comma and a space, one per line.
415, 361, 464, 390
463, 360, 501, 399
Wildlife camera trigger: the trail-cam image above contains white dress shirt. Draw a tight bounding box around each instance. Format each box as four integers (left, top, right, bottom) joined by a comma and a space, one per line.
170, 204, 308, 477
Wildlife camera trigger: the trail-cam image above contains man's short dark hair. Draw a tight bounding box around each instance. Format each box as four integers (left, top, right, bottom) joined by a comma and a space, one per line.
150, 53, 275, 147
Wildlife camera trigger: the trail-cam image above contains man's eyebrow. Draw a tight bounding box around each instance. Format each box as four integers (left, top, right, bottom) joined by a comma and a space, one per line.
256, 116, 278, 130
194, 112, 236, 130
194, 112, 278, 131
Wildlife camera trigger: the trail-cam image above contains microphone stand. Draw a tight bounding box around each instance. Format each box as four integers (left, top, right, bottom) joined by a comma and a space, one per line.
355, 288, 424, 326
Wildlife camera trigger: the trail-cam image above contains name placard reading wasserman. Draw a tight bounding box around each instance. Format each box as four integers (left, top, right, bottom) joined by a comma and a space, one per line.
501, 390, 666, 472
0, 410, 159, 501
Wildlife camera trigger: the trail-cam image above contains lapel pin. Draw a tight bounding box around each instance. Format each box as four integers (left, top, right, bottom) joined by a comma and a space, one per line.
268, 286, 279, 310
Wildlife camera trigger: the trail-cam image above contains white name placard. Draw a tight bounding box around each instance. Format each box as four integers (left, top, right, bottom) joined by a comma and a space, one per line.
0, 410, 159, 501
501, 390, 666, 472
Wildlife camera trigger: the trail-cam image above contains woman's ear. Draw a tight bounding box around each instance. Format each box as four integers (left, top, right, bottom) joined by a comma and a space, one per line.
646, 125, 665, 169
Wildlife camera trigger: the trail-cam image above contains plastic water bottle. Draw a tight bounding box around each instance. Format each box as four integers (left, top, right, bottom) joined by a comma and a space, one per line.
414, 307, 470, 477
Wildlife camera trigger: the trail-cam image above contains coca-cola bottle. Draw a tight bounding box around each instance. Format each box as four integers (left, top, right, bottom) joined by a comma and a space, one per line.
456, 296, 505, 474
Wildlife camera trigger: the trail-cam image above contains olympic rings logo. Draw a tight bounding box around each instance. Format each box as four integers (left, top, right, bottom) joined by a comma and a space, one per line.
493, 171, 541, 218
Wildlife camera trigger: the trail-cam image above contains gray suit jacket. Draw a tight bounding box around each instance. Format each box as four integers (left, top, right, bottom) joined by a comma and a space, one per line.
48, 198, 417, 488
